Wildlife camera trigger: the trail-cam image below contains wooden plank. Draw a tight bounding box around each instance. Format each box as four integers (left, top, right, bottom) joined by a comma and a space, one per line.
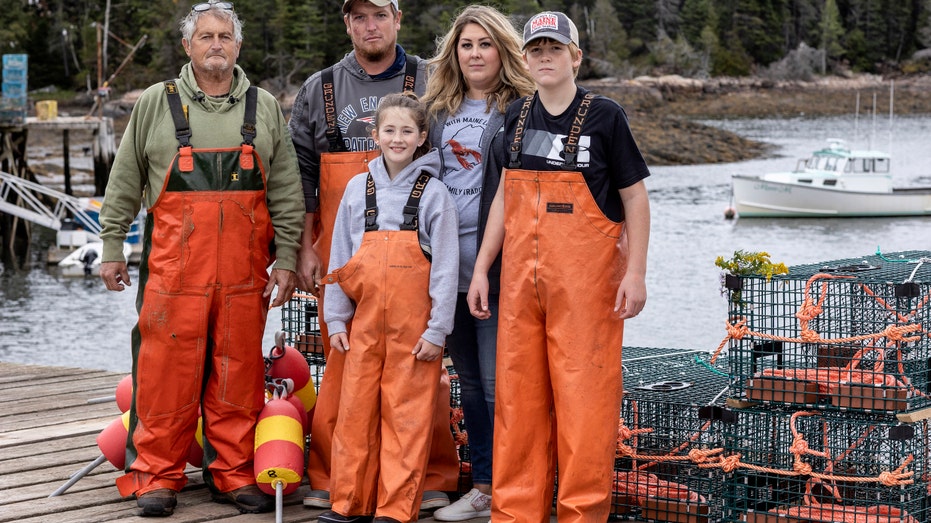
0, 401, 117, 431
0, 417, 112, 448
0, 445, 105, 475
0, 434, 97, 460
0, 371, 121, 395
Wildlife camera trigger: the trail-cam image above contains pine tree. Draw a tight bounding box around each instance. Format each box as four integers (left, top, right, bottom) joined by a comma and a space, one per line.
819, 0, 844, 73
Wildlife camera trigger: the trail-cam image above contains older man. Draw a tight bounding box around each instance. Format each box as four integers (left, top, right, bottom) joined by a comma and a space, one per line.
98, 0, 304, 517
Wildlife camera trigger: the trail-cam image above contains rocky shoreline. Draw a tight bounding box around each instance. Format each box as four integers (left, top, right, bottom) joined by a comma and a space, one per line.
584, 74, 931, 166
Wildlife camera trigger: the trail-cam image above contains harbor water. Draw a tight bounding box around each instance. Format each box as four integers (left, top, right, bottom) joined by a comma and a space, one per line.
1, 115, 929, 372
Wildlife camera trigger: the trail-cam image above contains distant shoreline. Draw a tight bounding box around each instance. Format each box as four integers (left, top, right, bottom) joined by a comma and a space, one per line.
580, 73, 931, 166
34, 73, 931, 170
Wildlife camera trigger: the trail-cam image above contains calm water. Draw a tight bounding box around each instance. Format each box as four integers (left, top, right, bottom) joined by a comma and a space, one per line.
2, 115, 929, 372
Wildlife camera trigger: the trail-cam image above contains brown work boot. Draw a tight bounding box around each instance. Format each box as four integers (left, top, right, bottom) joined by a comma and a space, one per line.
211, 484, 274, 513
136, 488, 177, 517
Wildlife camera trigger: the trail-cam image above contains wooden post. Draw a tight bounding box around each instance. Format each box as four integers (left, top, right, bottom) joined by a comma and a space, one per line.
0, 126, 32, 269
63, 129, 72, 196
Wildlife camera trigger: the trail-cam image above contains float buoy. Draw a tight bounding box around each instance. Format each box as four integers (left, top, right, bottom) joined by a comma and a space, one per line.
96, 411, 131, 469
115, 375, 133, 412
724, 206, 736, 220
254, 397, 305, 496
266, 339, 316, 430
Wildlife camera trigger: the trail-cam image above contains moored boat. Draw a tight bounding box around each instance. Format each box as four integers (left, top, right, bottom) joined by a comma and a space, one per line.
731, 139, 931, 218
58, 242, 132, 277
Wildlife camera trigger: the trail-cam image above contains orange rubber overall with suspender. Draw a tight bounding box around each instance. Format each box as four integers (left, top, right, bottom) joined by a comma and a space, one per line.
323, 172, 442, 521
492, 94, 626, 522
307, 63, 459, 496
117, 82, 271, 497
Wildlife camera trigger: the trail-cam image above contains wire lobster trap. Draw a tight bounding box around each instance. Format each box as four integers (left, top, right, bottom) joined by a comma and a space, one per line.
279, 292, 325, 389
720, 251, 931, 416
612, 348, 733, 522
722, 407, 928, 523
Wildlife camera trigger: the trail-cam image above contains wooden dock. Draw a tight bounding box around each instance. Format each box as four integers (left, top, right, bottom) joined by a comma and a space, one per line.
0, 362, 488, 522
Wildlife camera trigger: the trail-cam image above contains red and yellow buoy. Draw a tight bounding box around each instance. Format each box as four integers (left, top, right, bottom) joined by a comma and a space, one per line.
254, 396, 305, 496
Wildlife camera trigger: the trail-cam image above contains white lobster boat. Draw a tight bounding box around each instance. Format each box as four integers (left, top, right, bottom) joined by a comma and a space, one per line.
731, 139, 931, 218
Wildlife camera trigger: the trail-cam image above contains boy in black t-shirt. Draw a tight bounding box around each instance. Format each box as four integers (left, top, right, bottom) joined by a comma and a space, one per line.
467, 11, 651, 521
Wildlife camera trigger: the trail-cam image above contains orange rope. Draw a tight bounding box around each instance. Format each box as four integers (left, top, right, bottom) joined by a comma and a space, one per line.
612, 471, 705, 505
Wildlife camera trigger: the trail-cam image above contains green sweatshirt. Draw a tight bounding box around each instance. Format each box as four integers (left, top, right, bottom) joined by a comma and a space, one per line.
98, 63, 304, 271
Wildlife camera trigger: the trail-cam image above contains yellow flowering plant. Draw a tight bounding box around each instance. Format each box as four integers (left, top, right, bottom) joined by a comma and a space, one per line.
715, 250, 789, 306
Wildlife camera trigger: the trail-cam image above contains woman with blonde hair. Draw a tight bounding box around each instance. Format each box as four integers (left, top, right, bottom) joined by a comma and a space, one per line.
423, 5, 533, 521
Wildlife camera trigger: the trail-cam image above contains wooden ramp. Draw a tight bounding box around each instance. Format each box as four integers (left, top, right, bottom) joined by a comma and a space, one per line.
0, 362, 490, 522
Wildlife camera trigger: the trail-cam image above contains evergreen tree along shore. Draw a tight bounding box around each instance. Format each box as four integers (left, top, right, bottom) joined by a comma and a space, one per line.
9, 0, 931, 168
6, 0, 931, 97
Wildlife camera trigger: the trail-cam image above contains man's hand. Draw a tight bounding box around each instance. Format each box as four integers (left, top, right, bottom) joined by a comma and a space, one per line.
100, 261, 131, 291
297, 245, 323, 297
265, 268, 298, 307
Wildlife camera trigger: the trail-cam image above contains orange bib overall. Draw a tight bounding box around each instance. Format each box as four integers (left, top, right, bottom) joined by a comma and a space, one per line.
117, 84, 271, 497
323, 173, 441, 521
492, 95, 625, 522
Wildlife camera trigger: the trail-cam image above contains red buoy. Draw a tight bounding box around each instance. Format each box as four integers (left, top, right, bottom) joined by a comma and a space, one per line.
96, 411, 131, 469
115, 375, 133, 412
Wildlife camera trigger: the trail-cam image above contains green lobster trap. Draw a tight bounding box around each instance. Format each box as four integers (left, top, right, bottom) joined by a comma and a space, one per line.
610, 348, 732, 522
279, 292, 325, 388
722, 407, 927, 523
721, 251, 931, 416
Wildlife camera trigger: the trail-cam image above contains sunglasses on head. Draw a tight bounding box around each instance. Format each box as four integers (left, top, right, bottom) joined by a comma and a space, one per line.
191, 1, 234, 12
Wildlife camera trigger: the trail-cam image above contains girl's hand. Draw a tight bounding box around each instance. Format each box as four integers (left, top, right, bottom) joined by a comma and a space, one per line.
412, 338, 442, 361
467, 273, 491, 320
330, 333, 350, 353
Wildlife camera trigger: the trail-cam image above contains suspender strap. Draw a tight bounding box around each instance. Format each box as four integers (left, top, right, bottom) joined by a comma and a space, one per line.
563, 92, 595, 170
507, 92, 595, 170
164, 81, 192, 148
400, 171, 431, 231
364, 174, 378, 232
508, 96, 533, 168
321, 67, 347, 153
241, 86, 258, 145
363, 171, 432, 232
402, 56, 418, 93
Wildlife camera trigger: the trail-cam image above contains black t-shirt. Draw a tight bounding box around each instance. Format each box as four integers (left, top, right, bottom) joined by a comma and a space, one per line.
491, 86, 650, 222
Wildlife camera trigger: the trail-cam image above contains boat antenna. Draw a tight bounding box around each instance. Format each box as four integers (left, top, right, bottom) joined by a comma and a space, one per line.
888, 80, 894, 155
869, 92, 877, 150
854, 91, 860, 146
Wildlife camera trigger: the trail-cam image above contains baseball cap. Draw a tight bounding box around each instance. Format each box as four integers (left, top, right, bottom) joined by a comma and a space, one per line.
522, 11, 579, 49
342, 0, 398, 14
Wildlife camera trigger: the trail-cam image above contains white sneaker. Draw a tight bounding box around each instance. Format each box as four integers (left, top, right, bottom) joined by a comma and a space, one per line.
432, 489, 491, 521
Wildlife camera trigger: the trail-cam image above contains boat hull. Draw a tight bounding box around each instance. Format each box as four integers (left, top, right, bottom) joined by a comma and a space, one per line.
732, 175, 931, 218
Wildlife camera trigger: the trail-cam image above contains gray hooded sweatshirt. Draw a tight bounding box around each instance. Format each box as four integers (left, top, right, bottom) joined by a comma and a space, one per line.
323, 149, 459, 347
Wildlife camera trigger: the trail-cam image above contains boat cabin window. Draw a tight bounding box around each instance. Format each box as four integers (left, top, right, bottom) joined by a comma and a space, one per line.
847, 157, 891, 174
823, 179, 837, 186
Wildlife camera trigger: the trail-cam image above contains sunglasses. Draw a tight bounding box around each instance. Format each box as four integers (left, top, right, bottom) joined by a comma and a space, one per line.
191, 2, 234, 12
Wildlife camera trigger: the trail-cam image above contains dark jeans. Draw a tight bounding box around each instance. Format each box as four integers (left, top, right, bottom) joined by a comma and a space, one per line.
446, 292, 498, 485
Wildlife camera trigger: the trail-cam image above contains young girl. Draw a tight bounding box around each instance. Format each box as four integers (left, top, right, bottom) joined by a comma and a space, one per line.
320, 92, 459, 523
467, 11, 651, 521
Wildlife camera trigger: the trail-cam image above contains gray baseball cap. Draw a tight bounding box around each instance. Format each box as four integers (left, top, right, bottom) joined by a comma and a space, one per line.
522, 11, 579, 49
342, 0, 398, 14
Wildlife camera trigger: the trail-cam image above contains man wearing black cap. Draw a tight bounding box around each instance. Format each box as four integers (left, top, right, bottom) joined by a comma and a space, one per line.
288, 0, 458, 516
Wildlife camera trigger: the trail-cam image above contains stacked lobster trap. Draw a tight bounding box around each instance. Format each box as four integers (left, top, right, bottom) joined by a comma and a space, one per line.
280, 292, 326, 385
716, 250, 931, 523
611, 347, 733, 522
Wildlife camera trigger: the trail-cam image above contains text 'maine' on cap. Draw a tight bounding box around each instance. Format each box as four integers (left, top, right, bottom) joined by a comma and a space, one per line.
522, 11, 579, 49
